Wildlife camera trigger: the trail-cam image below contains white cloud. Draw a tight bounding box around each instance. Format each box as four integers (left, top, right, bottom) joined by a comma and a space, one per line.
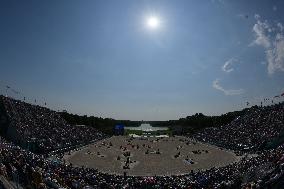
222, 58, 238, 73
212, 79, 245, 96
251, 18, 271, 48
266, 34, 284, 74
277, 23, 284, 32
254, 14, 261, 20
251, 15, 284, 74
273, 6, 277, 11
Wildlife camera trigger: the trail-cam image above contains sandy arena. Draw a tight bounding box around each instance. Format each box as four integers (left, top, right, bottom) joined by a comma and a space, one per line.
64, 136, 239, 176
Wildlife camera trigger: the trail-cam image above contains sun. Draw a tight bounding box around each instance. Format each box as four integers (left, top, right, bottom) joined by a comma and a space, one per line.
146, 16, 160, 29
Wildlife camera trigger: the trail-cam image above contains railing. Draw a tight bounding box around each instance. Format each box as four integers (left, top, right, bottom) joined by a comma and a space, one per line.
0, 175, 18, 189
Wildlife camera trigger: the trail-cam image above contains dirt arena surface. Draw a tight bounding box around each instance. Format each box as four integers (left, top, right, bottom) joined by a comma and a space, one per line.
64, 136, 239, 176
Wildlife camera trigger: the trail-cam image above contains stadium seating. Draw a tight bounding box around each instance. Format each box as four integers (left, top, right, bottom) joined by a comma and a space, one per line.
0, 95, 106, 154
0, 95, 283, 188
194, 103, 284, 153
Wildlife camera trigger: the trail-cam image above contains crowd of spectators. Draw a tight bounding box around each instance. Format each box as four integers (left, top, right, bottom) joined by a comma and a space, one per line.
0, 95, 283, 188
0, 96, 106, 153
0, 135, 283, 188
194, 102, 284, 153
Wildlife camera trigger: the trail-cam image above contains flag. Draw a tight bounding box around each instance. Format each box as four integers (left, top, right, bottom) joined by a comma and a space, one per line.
281, 92, 284, 96
6, 85, 10, 89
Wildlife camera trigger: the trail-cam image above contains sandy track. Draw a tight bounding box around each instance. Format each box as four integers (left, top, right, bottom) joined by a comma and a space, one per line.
64, 136, 238, 176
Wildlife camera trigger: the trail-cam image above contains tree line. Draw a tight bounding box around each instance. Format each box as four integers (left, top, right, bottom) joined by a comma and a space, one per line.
59, 107, 251, 135
59, 111, 140, 134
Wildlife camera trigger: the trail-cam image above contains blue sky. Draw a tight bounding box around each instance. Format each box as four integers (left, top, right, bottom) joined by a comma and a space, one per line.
0, 0, 284, 120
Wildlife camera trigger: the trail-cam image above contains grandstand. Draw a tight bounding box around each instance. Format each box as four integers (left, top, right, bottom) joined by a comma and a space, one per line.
194, 103, 284, 153
0, 95, 283, 188
0, 95, 106, 154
